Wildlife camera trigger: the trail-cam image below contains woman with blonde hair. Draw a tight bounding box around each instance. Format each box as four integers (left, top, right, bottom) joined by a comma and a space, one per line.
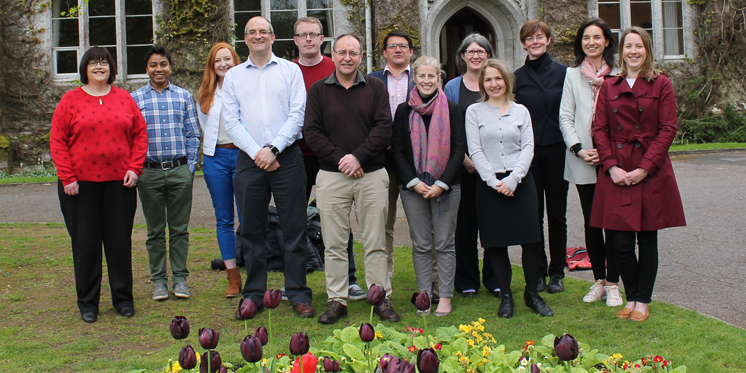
591, 27, 685, 321
392, 55, 465, 316
465, 58, 553, 318
196, 42, 243, 297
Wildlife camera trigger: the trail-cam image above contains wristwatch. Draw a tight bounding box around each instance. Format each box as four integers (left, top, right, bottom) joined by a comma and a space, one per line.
268, 145, 280, 156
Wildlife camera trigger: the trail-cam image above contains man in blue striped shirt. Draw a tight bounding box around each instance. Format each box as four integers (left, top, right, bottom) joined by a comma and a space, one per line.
131, 46, 201, 302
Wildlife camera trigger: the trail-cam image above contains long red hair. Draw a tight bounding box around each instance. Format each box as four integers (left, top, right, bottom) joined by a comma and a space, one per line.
197, 43, 240, 114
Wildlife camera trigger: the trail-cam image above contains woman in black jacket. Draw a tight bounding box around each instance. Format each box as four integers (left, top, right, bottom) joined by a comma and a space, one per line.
392, 55, 465, 316
514, 20, 569, 294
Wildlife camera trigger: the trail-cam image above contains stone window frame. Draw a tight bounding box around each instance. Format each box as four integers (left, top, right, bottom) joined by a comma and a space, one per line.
49, 0, 159, 82
230, 0, 336, 61
590, 0, 695, 60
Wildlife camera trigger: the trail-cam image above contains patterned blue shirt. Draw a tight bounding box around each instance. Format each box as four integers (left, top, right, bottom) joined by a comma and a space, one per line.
131, 82, 201, 172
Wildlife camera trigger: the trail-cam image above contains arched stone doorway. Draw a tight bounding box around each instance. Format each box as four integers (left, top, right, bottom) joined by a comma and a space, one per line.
422, 0, 525, 81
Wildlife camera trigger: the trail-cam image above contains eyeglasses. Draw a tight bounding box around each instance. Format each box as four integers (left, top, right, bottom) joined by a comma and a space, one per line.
464, 50, 486, 57
295, 32, 321, 39
247, 29, 271, 36
88, 59, 109, 67
333, 50, 362, 57
524, 34, 547, 43
386, 43, 410, 50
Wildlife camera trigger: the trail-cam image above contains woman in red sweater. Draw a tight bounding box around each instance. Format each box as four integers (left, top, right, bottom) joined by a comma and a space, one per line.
50, 47, 148, 323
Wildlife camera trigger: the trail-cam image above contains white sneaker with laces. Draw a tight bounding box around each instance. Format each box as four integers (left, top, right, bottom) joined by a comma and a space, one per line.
348, 284, 368, 300
605, 284, 623, 307
582, 279, 607, 303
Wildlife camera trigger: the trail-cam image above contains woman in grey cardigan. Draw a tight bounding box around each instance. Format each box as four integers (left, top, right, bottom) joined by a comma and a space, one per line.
559, 18, 621, 307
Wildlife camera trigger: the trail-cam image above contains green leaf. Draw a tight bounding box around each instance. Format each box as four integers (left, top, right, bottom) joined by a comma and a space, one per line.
341, 326, 360, 344
342, 343, 366, 363
541, 334, 557, 348
452, 337, 469, 354
413, 335, 427, 349
436, 325, 459, 342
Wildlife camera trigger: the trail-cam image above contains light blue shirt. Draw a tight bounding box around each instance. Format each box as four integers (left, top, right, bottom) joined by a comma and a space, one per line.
222, 53, 307, 159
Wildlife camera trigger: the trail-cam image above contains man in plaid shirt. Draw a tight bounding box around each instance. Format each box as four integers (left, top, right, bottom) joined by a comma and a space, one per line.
131, 46, 201, 302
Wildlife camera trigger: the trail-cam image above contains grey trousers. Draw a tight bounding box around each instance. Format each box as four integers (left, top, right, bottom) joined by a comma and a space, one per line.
399, 185, 461, 299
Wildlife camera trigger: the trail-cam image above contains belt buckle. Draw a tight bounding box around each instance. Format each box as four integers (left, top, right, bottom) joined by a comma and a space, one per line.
160, 161, 173, 170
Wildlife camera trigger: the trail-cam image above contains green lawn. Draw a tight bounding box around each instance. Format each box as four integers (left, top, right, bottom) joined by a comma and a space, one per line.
0, 223, 744, 372
669, 142, 746, 151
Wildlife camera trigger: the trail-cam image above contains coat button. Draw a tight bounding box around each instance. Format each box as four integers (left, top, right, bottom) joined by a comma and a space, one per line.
614, 95, 619, 99
639, 107, 644, 112
618, 126, 623, 130
613, 108, 618, 113
618, 144, 623, 149
635, 143, 641, 148
635, 125, 640, 129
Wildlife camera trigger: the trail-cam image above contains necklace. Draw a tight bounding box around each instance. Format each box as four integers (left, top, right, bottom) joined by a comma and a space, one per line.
82, 85, 110, 105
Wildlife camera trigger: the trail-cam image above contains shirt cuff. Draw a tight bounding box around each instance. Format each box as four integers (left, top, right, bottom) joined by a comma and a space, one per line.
247, 143, 263, 160
434, 180, 450, 190
486, 175, 499, 190
502, 174, 519, 193
406, 178, 422, 189
570, 143, 582, 157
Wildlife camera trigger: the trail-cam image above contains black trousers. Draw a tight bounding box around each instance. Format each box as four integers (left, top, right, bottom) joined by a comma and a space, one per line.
58, 180, 137, 314
532, 142, 569, 278
454, 172, 498, 293
236, 147, 312, 305
608, 230, 658, 303
576, 184, 618, 282
483, 242, 542, 295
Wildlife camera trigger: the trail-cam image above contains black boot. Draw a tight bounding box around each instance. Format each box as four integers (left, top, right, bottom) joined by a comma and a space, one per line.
537, 276, 547, 292
497, 293, 514, 318
524, 292, 554, 317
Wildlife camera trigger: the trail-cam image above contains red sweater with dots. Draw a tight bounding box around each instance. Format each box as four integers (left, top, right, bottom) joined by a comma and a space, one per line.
50, 86, 148, 186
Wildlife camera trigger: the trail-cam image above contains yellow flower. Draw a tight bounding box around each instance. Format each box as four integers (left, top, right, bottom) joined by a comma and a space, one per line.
612, 353, 623, 360
459, 324, 473, 333
482, 358, 488, 365
478, 318, 486, 323
482, 346, 491, 357
460, 356, 470, 365
468, 339, 475, 347
475, 334, 483, 343
456, 351, 462, 357
471, 331, 478, 338
375, 331, 383, 339
476, 325, 485, 331
491, 338, 496, 343
483, 333, 492, 338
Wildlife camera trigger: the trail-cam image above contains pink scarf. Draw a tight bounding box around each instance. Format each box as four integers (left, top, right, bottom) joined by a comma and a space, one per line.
408, 86, 451, 211
581, 57, 612, 131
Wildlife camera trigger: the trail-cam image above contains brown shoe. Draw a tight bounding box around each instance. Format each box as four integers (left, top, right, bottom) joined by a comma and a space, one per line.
293, 302, 315, 318
225, 268, 242, 298
616, 307, 633, 319
629, 308, 650, 322
318, 301, 347, 324
373, 299, 401, 322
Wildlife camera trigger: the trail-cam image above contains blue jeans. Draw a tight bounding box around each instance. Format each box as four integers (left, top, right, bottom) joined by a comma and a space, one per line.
204, 147, 242, 261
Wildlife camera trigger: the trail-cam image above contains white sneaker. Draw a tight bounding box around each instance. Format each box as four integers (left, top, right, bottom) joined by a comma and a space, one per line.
605, 285, 623, 307
348, 284, 368, 300
582, 280, 607, 303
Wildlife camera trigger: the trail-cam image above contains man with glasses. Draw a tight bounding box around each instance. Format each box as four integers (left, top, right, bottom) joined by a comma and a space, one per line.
131, 46, 200, 302
367, 30, 416, 293
304, 34, 399, 324
292, 17, 368, 301
222, 16, 315, 318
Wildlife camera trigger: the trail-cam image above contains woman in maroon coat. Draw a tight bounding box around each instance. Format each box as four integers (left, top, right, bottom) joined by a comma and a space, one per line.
590, 27, 685, 322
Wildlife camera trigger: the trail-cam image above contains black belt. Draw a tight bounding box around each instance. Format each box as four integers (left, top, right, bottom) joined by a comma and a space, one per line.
145, 157, 188, 170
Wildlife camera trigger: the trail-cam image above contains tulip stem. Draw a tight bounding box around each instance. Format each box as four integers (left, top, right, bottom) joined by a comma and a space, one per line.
369, 305, 374, 325
366, 342, 373, 373
423, 314, 429, 339
167, 358, 173, 373
268, 309, 274, 362
299, 354, 304, 373
244, 319, 248, 337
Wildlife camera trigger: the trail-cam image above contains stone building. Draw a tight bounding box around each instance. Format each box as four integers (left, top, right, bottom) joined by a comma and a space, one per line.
0, 0, 714, 170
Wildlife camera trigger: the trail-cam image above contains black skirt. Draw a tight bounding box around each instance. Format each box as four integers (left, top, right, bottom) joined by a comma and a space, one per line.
476, 171, 541, 248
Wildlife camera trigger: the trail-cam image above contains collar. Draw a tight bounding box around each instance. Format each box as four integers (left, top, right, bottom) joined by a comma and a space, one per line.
246, 53, 279, 69
384, 64, 411, 77
296, 54, 324, 67
324, 70, 366, 87
147, 81, 171, 92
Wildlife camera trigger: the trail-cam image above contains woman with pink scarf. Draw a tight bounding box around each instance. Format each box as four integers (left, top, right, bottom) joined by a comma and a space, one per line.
559, 18, 622, 307
391, 56, 465, 317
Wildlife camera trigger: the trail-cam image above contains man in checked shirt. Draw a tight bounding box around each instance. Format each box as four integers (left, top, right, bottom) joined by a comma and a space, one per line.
131, 46, 201, 302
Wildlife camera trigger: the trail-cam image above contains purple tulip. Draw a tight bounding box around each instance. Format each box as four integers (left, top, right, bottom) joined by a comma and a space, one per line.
240, 335, 263, 363
219, 367, 228, 373
200, 350, 222, 373
178, 345, 197, 370
255, 326, 269, 346
366, 284, 386, 306
198, 327, 220, 350
359, 323, 375, 342
417, 348, 439, 373
531, 363, 541, 373
289, 332, 309, 356
380, 353, 394, 371
264, 289, 282, 309
383, 356, 407, 373
399, 360, 416, 373
410, 291, 431, 311
237, 298, 258, 320
170, 316, 190, 340
554, 334, 579, 361
323, 357, 341, 372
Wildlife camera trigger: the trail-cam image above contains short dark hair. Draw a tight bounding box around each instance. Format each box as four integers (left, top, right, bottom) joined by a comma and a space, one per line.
573, 18, 616, 68
144, 46, 172, 67
333, 34, 363, 53
519, 19, 552, 43
382, 30, 413, 50
79, 46, 117, 85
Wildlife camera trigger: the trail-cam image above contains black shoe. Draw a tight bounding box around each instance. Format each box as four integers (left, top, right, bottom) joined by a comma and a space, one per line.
497, 294, 514, 318
460, 290, 478, 298
81, 311, 98, 323
373, 299, 401, 322
318, 301, 347, 324
118, 306, 135, 318
547, 276, 564, 294
537, 277, 547, 292
524, 292, 554, 317
493, 289, 502, 298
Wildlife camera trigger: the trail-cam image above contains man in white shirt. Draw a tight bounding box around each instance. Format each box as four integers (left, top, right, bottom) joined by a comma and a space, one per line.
222, 16, 314, 318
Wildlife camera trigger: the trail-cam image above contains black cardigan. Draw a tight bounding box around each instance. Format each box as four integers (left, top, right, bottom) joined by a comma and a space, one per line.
390, 100, 465, 189
513, 53, 567, 146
